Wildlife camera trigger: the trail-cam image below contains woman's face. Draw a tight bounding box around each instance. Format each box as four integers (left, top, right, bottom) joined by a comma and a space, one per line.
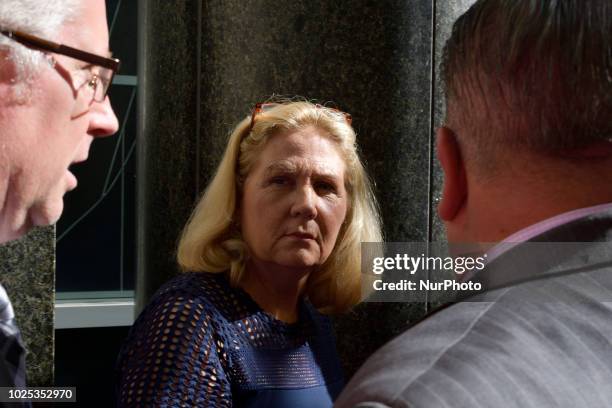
240, 126, 348, 271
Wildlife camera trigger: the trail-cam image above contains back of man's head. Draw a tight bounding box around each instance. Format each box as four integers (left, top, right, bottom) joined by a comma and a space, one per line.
437, 0, 612, 242
442, 0, 611, 174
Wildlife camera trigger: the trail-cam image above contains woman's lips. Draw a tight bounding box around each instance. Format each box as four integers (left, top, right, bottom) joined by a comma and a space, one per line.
286, 232, 316, 240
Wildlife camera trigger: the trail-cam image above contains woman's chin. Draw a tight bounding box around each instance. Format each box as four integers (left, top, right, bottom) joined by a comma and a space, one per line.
275, 251, 322, 270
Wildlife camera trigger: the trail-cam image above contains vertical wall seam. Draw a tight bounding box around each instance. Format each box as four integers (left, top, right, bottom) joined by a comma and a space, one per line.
427, 0, 437, 245
426, 0, 438, 313
195, 0, 203, 197
135, 0, 148, 314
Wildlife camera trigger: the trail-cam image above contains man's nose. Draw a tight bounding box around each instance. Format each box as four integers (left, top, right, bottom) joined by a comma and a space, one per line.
291, 185, 318, 220
88, 96, 119, 137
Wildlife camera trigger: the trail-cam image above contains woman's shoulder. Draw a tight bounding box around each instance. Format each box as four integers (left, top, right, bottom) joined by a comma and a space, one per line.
146, 272, 251, 321
121, 272, 240, 359
155, 271, 227, 297
117, 273, 236, 405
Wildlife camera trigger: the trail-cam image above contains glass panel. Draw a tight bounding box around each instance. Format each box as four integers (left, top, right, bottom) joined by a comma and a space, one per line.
56, 0, 137, 297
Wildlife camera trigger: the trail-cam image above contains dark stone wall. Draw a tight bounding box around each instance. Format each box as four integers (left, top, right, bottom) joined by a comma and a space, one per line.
137, 0, 478, 379
431, 0, 478, 243
0, 0, 480, 387
0, 227, 54, 385
136, 0, 201, 309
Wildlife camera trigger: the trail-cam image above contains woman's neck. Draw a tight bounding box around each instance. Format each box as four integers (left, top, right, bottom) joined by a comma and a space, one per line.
241, 259, 311, 323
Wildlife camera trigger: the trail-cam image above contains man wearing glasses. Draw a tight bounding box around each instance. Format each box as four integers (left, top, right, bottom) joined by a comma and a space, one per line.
0, 0, 119, 395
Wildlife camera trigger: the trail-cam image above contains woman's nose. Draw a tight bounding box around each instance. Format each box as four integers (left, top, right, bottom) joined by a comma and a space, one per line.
290, 185, 317, 220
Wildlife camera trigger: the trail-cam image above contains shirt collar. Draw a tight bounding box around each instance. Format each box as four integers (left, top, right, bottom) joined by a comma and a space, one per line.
486, 202, 612, 262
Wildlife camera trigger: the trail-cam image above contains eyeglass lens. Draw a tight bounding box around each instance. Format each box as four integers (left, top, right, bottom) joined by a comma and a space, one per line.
79, 67, 113, 103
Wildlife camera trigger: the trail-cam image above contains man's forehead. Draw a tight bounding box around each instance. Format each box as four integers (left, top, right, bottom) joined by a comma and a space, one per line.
59, 0, 111, 57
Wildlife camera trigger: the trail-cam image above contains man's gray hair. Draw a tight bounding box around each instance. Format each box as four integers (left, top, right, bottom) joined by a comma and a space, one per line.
0, 0, 81, 82
442, 0, 611, 167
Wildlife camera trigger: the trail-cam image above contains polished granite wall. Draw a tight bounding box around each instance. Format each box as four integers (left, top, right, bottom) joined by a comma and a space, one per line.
431, 0, 479, 242
136, 0, 201, 309
0, 227, 54, 385
428, 1, 479, 312
138, 0, 478, 379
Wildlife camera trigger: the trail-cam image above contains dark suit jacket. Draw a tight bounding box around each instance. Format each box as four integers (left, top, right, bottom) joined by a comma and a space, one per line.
0, 284, 29, 408
336, 209, 612, 408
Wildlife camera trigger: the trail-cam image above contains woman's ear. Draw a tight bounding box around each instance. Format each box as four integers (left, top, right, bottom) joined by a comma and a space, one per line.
436, 126, 467, 221
233, 200, 241, 229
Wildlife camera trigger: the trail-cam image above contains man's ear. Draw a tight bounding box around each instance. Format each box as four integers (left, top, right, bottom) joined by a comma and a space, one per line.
0, 51, 18, 103
436, 126, 467, 221
0, 50, 16, 83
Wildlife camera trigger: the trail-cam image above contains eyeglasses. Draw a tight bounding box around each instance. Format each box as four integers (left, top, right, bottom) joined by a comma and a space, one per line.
0, 29, 120, 104
249, 102, 353, 132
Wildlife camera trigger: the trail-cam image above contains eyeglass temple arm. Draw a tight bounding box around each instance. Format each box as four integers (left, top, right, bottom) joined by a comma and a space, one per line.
1, 30, 119, 72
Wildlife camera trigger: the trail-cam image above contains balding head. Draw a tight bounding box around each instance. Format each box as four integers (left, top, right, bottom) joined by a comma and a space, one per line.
437, 0, 612, 243
442, 0, 611, 175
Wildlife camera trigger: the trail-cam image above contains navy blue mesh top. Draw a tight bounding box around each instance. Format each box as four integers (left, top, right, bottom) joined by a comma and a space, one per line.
116, 272, 344, 407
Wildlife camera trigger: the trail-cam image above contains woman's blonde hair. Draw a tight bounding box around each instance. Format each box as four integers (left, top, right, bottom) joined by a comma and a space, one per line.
177, 100, 382, 314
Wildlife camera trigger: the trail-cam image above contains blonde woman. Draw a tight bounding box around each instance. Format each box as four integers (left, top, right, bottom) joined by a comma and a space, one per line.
117, 101, 382, 407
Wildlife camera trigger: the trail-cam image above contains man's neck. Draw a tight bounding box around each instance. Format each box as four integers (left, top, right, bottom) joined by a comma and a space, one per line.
466, 173, 612, 243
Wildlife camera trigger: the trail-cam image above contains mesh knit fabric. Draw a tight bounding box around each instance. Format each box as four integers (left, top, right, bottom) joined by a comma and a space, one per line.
116, 272, 344, 407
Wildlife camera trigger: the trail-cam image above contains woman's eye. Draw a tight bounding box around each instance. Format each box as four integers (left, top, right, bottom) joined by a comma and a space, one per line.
315, 181, 337, 194
269, 176, 288, 186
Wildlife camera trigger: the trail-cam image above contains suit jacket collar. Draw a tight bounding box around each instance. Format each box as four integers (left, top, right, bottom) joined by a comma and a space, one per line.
470, 208, 612, 295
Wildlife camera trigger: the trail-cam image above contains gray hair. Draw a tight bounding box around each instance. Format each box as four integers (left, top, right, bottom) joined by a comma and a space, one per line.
0, 0, 81, 83
442, 0, 612, 170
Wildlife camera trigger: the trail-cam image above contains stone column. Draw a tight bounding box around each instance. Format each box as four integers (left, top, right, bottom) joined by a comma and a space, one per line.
137, 0, 478, 379
136, 0, 201, 311
431, 0, 478, 242
199, 0, 434, 378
